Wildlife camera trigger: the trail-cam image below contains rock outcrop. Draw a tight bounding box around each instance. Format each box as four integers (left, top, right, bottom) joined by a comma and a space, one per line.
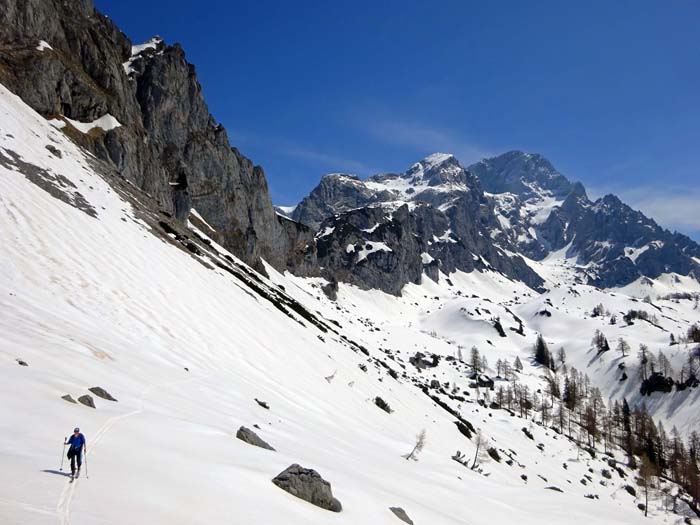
271, 464, 342, 512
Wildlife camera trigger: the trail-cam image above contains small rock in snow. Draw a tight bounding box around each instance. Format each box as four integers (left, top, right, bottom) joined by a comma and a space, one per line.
255, 398, 270, 410
78, 394, 95, 408
389, 506, 415, 524
236, 426, 275, 451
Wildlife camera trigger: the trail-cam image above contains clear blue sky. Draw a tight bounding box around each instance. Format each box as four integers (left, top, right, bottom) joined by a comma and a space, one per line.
97, 0, 700, 239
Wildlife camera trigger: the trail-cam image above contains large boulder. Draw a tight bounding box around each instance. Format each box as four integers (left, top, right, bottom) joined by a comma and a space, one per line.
235, 426, 275, 451
271, 464, 342, 512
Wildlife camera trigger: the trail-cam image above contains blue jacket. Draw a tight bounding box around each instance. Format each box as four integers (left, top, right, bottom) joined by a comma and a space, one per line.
67, 433, 86, 451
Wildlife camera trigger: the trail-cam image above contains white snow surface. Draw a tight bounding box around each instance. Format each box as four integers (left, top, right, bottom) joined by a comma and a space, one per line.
355, 241, 392, 262
0, 83, 699, 525
49, 114, 122, 134
36, 40, 53, 52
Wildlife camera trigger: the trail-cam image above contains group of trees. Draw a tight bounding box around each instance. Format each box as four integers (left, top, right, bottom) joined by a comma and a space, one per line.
488, 353, 700, 510
459, 323, 700, 510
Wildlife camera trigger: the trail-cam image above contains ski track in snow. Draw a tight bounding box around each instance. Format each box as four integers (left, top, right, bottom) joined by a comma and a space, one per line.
57, 375, 203, 524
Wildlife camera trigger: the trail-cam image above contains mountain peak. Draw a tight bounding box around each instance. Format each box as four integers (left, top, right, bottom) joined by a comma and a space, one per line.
320, 173, 361, 182
420, 152, 455, 168
403, 153, 467, 187
470, 150, 572, 199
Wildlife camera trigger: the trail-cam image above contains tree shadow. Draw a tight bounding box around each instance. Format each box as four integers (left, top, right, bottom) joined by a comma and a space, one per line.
41, 469, 71, 478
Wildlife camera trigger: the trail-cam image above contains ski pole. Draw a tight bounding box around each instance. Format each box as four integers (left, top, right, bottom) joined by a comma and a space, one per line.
60, 438, 67, 471
84, 448, 88, 479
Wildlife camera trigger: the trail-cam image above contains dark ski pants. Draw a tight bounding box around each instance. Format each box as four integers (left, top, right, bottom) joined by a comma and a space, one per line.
67, 448, 82, 473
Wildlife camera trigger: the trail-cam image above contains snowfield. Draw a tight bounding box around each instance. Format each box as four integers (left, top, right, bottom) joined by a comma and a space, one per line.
1, 83, 699, 525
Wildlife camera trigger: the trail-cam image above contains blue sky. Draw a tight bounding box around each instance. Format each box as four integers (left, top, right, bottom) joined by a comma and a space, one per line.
97, 0, 700, 239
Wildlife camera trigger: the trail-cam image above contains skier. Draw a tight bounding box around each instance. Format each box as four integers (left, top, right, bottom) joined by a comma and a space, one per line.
65, 427, 86, 479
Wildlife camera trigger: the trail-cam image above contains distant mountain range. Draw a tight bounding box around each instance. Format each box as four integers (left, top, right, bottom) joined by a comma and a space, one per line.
277, 151, 700, 294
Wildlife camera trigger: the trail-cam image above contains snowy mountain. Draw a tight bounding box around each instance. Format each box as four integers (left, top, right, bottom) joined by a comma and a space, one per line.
3, 81, 700, 524
286, 151, 700, 293
2, 1, 700, 524
471, 151, 700, 288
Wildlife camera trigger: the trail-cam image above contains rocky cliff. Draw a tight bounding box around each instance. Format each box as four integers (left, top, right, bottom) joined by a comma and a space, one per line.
0, 0, 297, 273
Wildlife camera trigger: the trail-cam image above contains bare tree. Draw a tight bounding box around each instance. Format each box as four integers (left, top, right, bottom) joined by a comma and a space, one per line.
403, 429, 427, 461
557, 347, 566, 367
479, 354, 489, 373
639, 454, 657, 517
617, 337, 630, 358
470, 346, 481, 372
471, 429, 488, 470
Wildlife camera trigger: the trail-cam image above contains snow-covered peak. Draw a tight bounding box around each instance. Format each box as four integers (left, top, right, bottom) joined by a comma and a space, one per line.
320, 172, 362, 183
404, 152, 459, 180
413, 152, 455, 172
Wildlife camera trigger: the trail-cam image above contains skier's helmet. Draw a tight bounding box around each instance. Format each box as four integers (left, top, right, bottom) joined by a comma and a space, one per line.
74, 427, 80, 432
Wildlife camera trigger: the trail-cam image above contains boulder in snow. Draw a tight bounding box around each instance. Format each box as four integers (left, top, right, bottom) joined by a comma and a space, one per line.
272, 464, 342, 512
389, 507, 414, 524
255, 398, 270, 410
61, 394, 77, 404
89, 386, 117, 401
236, 426, 275, 451
78, 394, 95, 408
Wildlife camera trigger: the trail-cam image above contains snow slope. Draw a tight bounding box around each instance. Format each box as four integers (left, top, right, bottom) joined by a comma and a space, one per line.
0, 83, 696, 525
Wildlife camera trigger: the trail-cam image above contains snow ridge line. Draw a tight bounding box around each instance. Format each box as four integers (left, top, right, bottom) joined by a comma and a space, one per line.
56, 375, 203, 524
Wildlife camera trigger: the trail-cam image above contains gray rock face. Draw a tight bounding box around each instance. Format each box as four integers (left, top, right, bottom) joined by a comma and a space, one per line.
236, 426, 275, 451
271, 464, 342, 512
292, 173, 390, 230
61, 394, 77, 404
390, 507, 415, 525
288, 154, 544, 295
77, 394, 95, 408
0, 0, 290, 273
471, 150, 573, 199
88, 386, 117, 401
